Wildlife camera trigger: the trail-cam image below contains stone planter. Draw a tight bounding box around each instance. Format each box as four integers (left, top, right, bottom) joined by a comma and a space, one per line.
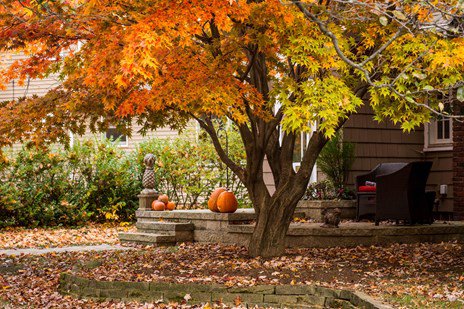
296, 200, 356, 221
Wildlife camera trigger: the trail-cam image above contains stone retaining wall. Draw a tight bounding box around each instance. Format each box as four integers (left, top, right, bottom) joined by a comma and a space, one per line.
59, 273, 392, 308
297, 200, 357, 221
228, 222, 464, 248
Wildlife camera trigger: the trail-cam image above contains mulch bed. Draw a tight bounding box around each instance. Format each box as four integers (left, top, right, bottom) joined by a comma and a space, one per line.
1, 241, 463, 308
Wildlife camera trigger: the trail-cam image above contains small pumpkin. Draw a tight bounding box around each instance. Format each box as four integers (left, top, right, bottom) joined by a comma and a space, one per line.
166, 201, 176, 211
152, 200, 166, 211
217, 191, 238, 213
158, 194, 169, 205
208, 187, 226, 212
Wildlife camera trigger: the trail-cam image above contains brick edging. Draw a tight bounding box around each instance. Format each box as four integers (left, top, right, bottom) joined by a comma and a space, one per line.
59, 273, 392, 308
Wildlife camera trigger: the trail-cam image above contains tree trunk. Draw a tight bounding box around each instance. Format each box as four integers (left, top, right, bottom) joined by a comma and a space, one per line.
247, 188, 303, 257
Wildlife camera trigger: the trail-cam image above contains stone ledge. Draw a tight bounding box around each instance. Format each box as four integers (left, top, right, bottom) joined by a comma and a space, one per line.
59, 273, 393, 308
297, 200, 357, 221
135, 209, 256, 221
227, 222, 464, 248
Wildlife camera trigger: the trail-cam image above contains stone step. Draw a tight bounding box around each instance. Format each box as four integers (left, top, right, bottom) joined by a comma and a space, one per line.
136, 221, 194, 231
135, 222, 194, 242
118, 232, 176, 245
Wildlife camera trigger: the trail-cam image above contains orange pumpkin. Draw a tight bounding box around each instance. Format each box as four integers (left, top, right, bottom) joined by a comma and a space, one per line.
217, 191, 238, 213
152, 200, 166, 211
166, 201, 176, 211
158, 194, 169, 205
208, 187, 226, 212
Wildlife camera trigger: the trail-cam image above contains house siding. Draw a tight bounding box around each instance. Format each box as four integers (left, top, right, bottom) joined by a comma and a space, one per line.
453, 119, 464, 220
1, 52, 188, 153
1, 52, 61, 151
72, 122, 195, 152
344, 104, 454, 213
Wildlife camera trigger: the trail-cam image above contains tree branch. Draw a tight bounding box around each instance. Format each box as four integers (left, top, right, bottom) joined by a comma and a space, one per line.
190, 113, 246, 183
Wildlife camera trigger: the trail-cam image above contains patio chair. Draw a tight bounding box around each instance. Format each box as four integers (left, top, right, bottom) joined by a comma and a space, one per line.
356, 161, 435, 225
356, 163, 407, 221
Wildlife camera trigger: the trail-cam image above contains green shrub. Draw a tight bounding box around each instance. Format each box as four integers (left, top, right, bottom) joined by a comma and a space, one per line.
135, 130, 250, 208
65, 139, 141, 223
317, 131, 355, 191
0, 129, 250, 228
304, 180, 355, 200
0, 147, 89, 227
0, 140, 140, 228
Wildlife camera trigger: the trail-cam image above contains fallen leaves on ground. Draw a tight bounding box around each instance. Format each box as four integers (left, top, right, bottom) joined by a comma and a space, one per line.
0, 224, 136, 249
1, 242, 463, 308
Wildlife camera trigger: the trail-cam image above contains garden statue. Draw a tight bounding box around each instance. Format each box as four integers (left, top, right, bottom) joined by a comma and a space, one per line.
142, 153, 156, 194
138, 153, 159, 210
321, 208, 341, 228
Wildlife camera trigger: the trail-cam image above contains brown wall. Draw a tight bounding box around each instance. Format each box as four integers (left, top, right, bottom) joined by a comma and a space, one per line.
343, 105, 454, 212
453, 119, 464, 219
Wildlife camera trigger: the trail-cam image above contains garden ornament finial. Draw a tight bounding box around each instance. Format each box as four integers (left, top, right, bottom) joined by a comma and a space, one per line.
142, 153, 156, 194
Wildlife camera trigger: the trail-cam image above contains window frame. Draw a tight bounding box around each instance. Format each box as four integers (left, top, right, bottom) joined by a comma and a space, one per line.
424, 117, 453, 152
103, 126, 129, 148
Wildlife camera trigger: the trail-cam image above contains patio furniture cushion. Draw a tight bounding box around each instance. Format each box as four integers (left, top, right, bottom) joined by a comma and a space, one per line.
358, 186, 377, 192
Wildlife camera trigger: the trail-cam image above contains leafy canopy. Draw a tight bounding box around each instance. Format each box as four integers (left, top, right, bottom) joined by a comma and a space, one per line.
0, 0, 463, 148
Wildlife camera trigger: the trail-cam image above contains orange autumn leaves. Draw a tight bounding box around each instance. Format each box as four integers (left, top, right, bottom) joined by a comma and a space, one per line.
0, 0, 464, 148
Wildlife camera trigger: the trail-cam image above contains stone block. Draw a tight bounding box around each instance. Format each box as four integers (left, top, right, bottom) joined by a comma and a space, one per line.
281, 304, 321, 309
326, 298, 357, 309
59, 273, 71, 283
351, 291, 394, 309
73, 276, 90, 288
150, 282, 225, 293
99, 289, 127, 299
338, 289, 354, 300
211, 292, 263, 304
136, 221, 194, 231
275, 285, 315, 295
112, 281, 149, 291
175, 230, 194, 242
80, 287, 99, 298
95, 280, 114, 289
69, 283, 81, 294
296, 200, 356, 221
264, 294, 326, 306
138, 192, 158, 211
314, 286, 341, 298
126, 289, 163, 301
163, 291, 212, 303
118, 232, 176, 245
227, 285, 275, 294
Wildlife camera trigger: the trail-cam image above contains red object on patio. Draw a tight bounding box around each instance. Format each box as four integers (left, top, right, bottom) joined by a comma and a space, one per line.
358, 186, 377, 192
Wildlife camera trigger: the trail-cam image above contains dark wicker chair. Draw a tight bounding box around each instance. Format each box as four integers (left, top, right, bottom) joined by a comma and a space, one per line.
356, 161, 435, 225
356, 163, 407, 221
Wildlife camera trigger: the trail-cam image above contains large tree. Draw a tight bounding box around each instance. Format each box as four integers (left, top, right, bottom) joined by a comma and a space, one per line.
1, 0, 463, 257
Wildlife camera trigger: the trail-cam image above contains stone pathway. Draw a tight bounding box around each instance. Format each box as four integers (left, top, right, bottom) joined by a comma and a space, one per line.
0, 244, 134, 256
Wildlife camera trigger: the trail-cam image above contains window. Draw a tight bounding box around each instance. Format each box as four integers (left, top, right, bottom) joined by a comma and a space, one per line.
105, 126, 128, 147
424, 104, 453, 151
291, 127, 318, 183
274, 101, 317, 182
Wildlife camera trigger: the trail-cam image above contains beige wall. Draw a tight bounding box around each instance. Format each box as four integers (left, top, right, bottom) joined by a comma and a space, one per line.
1, 52, 189, 153
72, 121, 196, 152
1, 53, 61, 151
